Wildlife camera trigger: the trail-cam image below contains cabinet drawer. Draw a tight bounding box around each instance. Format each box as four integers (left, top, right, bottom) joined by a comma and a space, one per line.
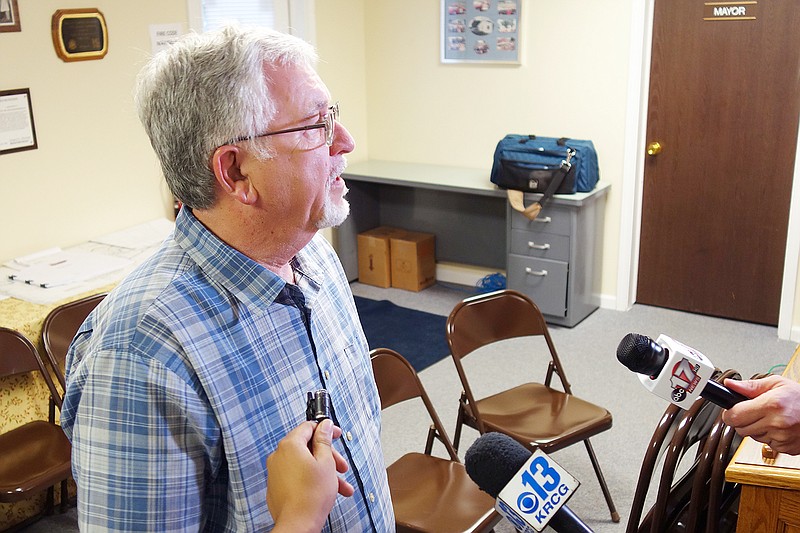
509, 229, 570, 262
507, 255, 568, 317
510, 205, 572, 236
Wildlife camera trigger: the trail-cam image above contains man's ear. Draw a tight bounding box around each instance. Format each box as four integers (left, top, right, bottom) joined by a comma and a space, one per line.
210, 145, 258, 205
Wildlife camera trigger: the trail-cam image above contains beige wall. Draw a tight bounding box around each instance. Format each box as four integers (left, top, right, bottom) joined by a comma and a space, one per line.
1, 1, 181, 261
317, 0, 630, 303
3, 1, 799, 338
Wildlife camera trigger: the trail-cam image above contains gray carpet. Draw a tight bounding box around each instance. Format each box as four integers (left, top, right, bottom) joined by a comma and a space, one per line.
20, 281, 798, 532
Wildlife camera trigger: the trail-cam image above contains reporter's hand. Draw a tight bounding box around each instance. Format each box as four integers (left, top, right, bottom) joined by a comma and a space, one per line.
267, 420, 355, 533
722, 375, 800, 455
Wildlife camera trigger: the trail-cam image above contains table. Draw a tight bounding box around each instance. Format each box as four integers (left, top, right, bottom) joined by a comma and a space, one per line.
335, 160, 609, 326
336, 160, 508, 279
0, 221, 171, 529
725, 344, 800, 532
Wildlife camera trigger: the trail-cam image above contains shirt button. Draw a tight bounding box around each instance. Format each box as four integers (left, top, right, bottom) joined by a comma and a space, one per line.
346, 431, 353, 441
369, 492, 375, 503
324, 370, 330, 380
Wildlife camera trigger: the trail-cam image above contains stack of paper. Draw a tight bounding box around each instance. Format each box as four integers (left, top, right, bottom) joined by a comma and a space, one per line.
6, 248, 132, 289
90, 219, 174, 249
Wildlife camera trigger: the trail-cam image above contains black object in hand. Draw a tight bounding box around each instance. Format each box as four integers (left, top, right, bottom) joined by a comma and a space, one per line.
306, 389, 332, 422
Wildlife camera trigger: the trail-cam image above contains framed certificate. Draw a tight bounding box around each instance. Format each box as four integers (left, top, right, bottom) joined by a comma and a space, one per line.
0, 88, 38, 155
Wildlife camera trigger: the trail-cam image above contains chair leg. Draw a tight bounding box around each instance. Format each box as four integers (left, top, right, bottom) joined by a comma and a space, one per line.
583, 439, 620, 523
60, 479, 69, 512
453, 403, 465, 452
45, 486, 55, 515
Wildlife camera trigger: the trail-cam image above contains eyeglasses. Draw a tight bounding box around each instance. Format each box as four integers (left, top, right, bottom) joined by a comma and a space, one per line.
227, 102, 339, 147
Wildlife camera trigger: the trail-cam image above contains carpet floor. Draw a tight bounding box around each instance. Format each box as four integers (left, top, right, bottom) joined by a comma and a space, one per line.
354, 296, 449, 372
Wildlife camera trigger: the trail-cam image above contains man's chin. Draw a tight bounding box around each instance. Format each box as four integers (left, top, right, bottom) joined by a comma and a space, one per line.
316, 199, 351, 230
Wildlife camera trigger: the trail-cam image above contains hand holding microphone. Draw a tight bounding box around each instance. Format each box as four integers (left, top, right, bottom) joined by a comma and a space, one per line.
617, 333, 800, 456
616, 333, 747, 409
465, 432, 593, 533
722, 375, 800, 455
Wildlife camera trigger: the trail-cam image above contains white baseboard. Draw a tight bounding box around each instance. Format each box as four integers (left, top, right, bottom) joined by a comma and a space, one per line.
599, 293, 617, 310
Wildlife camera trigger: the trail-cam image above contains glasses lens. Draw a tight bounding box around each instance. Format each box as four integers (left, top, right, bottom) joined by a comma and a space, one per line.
325, 104, 338, 146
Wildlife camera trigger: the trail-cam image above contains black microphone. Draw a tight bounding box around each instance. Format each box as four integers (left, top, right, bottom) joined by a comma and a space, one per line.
616, 333, 747, 409
465, 432, 594, 533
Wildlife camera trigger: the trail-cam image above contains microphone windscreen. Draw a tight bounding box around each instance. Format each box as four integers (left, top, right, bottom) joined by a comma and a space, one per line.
465, 432, 531, 498
616, 333, 664, 375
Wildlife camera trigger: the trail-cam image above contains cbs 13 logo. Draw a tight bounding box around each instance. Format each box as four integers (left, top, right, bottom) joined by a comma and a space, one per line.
516, 455, 570, 515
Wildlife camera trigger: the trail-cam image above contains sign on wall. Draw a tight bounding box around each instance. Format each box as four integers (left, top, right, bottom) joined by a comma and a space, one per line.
703, 1, 757, 21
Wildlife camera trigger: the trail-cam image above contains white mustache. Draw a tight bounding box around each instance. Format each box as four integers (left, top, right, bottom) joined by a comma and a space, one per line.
329, 156, 348, 182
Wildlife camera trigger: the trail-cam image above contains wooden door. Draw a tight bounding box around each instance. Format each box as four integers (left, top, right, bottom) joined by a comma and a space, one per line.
637, 0, 800, 325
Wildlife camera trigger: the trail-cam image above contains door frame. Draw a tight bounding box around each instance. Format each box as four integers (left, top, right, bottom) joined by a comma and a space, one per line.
617, 0, 800, 341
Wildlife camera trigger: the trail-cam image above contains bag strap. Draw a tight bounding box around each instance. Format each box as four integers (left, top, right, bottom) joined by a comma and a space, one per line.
507, 148, 575, 220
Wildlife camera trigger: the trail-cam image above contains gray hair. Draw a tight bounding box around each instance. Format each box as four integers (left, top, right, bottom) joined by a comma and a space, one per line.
134, 26, 318, 209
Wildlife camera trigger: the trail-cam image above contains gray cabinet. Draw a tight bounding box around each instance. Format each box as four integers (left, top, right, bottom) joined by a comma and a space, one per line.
506, 183, 609, 327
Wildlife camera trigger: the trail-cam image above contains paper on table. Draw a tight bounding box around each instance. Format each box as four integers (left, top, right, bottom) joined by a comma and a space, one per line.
90, 219, 174, 249
11, 247, 63, 267
733, 437, 800, 471
6, 250, 131, 289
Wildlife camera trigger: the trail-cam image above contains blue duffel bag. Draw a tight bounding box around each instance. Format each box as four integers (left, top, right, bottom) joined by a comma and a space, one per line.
490, 134, 599, 194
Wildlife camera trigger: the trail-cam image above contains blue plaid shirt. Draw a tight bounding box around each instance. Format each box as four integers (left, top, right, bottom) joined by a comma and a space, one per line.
61, 208, 394, 532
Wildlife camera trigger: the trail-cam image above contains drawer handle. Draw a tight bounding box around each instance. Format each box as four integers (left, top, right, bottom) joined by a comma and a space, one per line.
532, 216, 552, 223
525, 267, 548, 277
527, 241, 551, 250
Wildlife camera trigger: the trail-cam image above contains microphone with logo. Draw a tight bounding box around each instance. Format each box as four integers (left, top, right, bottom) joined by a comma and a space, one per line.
616, 333, 748, 409
465, 432, 593, 533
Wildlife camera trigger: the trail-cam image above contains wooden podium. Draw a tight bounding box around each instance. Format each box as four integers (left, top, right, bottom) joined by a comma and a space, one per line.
726, 345, 800, 532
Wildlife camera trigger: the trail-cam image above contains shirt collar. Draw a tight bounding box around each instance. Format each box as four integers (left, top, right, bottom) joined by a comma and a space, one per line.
174, 207, 286, 309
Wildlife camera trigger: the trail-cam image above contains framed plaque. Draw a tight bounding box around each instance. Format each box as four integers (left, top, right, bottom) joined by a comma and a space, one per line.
0, 0, 21, 33
51, 8, 108, 62
0, 88, 38, 155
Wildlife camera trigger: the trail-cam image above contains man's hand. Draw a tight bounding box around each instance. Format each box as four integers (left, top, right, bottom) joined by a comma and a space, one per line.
267, 419, 355, 533
722, 375, 800, 455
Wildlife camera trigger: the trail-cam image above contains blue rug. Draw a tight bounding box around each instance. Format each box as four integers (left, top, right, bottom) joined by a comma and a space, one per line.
353, 296, 449, 372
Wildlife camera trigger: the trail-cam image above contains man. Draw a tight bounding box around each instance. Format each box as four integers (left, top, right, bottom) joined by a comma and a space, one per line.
61, 26, 394, 531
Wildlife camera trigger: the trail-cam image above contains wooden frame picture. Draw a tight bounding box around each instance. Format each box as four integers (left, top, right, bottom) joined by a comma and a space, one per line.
0, 88, 38, 155
0, 0, 21, 33
51, 8, 108, 62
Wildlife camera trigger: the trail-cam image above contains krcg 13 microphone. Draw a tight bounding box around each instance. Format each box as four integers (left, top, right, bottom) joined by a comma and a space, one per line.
616, 333, 747, 409
465, 432, 593, 533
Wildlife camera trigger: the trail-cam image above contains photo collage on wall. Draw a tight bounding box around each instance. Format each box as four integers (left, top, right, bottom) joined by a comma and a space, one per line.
442, 0, 520, 64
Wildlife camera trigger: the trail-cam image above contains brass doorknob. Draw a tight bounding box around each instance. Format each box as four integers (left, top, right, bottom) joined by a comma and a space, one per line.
646, 141, 663, 156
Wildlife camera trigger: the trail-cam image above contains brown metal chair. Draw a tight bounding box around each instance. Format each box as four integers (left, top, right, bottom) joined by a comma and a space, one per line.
0, 327, 72, 523
695, 373, 766, 533
628, 369, 743, 533
704, 418, 741, 533
445, 289, 619, 522
625, 402, 683, 533
42, 292, 105, 389
370, 348, 502, 533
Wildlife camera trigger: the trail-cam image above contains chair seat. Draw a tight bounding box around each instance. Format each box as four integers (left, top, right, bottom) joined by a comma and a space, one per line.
387, 452, 500, 533
471, 383, 612, 451
0, 421, 72, 502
